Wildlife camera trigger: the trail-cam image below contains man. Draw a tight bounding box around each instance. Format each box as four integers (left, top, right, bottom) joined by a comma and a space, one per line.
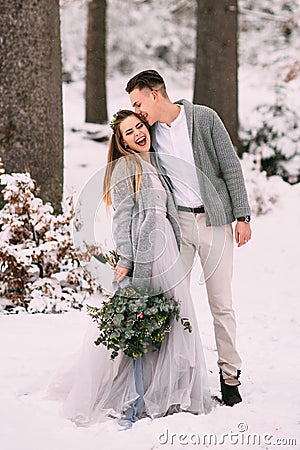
125, 70, 252, 407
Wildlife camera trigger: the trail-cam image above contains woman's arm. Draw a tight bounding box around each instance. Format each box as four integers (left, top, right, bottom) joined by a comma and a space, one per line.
111, 159, 135, 271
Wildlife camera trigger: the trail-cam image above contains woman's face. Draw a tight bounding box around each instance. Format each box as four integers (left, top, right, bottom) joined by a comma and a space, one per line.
119, 115, 151, 153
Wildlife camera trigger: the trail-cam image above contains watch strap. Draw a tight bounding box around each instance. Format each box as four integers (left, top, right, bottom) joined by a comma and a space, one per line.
237, 216, 251, 223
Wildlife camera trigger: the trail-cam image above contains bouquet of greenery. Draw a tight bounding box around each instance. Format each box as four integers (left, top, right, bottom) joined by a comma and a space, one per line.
87, 285, 192, 360
87, 251, 192, 360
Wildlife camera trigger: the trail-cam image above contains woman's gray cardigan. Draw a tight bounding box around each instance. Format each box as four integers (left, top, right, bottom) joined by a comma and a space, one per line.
111, 155, 181, 287
151, 99, 251, 227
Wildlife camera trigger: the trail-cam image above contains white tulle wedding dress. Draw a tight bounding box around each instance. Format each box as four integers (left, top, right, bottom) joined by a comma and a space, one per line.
49, 162, 212, 425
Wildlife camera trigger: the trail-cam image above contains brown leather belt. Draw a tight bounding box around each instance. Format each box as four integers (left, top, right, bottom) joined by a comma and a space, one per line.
177, 205, 205, 213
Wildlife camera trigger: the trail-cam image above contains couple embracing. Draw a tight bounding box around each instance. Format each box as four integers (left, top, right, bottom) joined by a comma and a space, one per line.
64, 70, 252, 425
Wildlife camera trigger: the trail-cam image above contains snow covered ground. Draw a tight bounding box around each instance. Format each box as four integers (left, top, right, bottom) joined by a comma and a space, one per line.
1, 76, 300, 449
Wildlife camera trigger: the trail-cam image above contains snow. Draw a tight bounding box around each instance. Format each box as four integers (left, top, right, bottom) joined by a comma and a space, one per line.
1, 1, 300, 448
1, 183, 300, 448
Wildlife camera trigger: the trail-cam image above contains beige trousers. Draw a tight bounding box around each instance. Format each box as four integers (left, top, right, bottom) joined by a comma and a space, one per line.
178, 210, 242, 383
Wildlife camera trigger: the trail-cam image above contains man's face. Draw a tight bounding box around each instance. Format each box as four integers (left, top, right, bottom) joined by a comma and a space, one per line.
129, 88, 159, 126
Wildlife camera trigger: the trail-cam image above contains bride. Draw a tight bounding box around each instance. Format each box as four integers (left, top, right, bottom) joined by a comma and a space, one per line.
60, 110, 212, 425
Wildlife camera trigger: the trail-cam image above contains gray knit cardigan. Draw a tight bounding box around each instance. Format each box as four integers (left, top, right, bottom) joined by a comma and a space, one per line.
111, 155, 181, 287
151, 99, 251, 226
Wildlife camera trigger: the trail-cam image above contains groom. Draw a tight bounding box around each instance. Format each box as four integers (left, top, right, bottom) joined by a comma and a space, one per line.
125, 70, 252, 407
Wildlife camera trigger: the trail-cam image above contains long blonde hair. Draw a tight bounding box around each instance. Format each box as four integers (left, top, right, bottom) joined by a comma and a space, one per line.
103, 110, 149, 206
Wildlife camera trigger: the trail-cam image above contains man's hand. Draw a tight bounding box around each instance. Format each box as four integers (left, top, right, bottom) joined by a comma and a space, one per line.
235, 222, 252, 248
114, 265, 130, 283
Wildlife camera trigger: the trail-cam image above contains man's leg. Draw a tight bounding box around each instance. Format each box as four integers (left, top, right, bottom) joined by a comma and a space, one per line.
195, 214, 242, 386
178, 211, 242, 405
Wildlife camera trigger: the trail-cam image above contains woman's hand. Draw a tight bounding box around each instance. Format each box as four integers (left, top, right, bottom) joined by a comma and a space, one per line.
114, 265, 130, 283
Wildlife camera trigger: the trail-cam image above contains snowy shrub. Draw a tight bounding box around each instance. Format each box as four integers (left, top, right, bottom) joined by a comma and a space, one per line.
0, 165, 101, 314
242, 102, 300, 183
26, 279, 84, 314
241, 153, 287, 215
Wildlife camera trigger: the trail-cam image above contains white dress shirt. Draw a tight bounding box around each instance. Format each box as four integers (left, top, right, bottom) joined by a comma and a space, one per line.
155, 105, 203, 207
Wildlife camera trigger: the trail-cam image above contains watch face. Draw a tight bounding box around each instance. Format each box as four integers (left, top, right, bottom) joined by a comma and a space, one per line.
245, 216, 251, 223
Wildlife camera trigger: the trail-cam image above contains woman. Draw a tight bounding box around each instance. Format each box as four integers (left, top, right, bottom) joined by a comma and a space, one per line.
103, 109, 182, 291
62, 110, 212, 425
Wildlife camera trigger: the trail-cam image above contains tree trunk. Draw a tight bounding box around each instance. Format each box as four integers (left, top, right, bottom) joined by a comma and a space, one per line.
0, 0, 64, 212
193, 0, 241, 153
86, 0, 108, 124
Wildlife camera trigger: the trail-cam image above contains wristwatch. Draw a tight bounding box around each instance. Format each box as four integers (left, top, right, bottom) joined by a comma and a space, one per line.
237, 216, 251, 223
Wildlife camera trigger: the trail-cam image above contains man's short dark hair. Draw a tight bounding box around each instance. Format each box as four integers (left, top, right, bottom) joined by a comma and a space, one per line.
125, 69, 167, 96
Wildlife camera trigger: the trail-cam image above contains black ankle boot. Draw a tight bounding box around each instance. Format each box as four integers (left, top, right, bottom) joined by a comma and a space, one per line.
219, 370, 242, 406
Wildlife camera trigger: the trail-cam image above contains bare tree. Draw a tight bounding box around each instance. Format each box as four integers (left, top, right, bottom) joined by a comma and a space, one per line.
0, 0, 64, 211
86, 0, 108, 124
194, 0, 241, 152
